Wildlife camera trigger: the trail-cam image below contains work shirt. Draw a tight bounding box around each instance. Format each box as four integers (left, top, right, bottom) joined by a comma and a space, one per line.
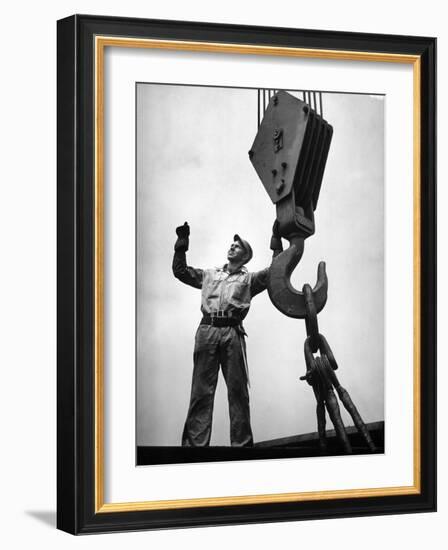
173, 250, 268, 320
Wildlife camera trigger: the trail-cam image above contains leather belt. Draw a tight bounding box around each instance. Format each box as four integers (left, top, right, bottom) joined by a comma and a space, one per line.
200, 315, 241, 327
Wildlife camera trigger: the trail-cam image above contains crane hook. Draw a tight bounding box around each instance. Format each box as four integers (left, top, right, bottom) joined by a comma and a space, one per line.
249, 90, 333, 318
268, 234, 328, 319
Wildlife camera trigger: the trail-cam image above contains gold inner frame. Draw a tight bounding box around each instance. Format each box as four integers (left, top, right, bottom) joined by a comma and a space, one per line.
94, 36, 421, 513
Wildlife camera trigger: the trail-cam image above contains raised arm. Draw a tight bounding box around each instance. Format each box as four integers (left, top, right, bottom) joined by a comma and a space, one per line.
250, 220, 284, 297
172, 222, 204, 289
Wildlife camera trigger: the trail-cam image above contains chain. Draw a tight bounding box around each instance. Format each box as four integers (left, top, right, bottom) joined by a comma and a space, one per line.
301, 283, 338, 377
299, 281, 376, 454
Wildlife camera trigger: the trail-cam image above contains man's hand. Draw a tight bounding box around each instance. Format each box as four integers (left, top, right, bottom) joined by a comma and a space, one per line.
270, 220, 283, 256
175, 222, 190, 252
176, 222, 190, 239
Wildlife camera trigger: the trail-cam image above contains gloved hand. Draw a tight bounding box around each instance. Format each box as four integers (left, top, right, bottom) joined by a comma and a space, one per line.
176, 222, 190, 239
300, 367, 315, 387
174, 221, 190, 251
270, 220, 283, 256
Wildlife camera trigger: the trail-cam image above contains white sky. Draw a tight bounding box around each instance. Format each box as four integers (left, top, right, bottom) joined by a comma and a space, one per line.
136, 83, 384, 446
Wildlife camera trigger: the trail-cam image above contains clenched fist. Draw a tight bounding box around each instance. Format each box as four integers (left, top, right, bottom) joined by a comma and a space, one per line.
176, 222, 190, 239
174, 221, 190, 252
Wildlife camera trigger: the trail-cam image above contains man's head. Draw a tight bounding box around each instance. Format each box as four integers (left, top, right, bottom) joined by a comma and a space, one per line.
227, 234, 253, 265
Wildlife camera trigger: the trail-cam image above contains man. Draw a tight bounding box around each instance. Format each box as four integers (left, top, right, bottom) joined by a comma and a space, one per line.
173, 221, 282, 447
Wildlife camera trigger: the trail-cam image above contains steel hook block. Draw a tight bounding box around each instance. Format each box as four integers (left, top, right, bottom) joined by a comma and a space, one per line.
249, 90, 332, 319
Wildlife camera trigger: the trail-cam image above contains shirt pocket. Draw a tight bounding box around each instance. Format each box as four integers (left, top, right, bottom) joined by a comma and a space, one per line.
227, 280, 249, 304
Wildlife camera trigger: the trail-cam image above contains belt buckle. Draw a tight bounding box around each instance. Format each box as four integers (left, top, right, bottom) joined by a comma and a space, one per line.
210, 311, 227, 326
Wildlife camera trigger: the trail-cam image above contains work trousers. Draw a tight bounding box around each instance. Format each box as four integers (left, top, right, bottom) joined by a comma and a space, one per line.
182, 325, 253, 447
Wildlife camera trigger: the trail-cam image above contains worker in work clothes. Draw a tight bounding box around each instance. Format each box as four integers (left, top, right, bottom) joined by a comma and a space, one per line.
173, 221, 282, 447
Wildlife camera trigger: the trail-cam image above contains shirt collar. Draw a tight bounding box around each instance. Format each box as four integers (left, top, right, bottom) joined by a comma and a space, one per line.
217, 263, 248, 275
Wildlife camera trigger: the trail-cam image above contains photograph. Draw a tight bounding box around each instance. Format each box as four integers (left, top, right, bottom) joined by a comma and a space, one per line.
55, 14, 436, 534
135, 83, 385, 464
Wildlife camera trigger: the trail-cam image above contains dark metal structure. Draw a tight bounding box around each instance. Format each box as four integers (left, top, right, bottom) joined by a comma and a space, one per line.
250, 90, 375, 453
300, 285, 377, 453
249, 90, 332, 318
254, 421, 384, 451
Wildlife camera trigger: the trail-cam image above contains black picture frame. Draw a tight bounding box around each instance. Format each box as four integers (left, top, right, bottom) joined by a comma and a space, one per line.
57, 14, 436, 534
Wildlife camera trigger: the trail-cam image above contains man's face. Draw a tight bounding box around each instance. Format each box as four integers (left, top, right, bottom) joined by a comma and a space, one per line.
227, 241, 246, 264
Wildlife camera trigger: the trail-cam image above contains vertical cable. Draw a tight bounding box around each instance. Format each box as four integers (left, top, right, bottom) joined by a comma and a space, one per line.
256, 88, 325, 125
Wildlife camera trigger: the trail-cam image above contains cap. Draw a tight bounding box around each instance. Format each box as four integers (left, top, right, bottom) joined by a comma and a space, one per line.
233, 234, 253, 264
